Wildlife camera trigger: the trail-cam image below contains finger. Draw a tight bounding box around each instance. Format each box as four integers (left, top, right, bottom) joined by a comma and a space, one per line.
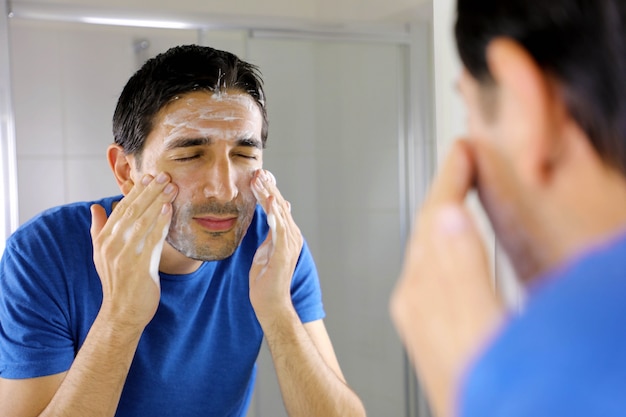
251, 170, 301, 247
251, 170, 271, 212
108, 173, 177, 237
107, 174, 154, 225
251, 169, 289, 217
425, 139, 476, 210
144, 203, 173, 283
431, 204, 504, 339
90, 204, 108, 240
252, 169, 286, 206
251, 230, 273, 270
257, 170, 297, 228
432, 204, 489, 277
128, 195, 175, 254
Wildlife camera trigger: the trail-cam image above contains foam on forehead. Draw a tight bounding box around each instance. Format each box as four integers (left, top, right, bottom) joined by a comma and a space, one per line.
161, 91, 262, 145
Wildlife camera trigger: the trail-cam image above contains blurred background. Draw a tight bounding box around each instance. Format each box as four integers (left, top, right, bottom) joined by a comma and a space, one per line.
0, 0, 520, 416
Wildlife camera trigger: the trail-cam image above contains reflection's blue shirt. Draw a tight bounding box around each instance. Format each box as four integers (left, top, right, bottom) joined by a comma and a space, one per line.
460, 232, 626, 417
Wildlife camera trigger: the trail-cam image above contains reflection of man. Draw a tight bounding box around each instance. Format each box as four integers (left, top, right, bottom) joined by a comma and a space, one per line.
0, 45, 365, 417
391, 1, 626, 416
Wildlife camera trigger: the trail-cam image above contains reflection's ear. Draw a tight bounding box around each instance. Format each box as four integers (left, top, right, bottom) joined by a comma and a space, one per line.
486, 37, 567, 187
107, 144, 134, 195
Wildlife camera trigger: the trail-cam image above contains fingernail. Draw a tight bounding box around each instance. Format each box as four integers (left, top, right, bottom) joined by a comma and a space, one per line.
156, 172, 169, 184
163, 183, 175, 194
141, 175, 152, 186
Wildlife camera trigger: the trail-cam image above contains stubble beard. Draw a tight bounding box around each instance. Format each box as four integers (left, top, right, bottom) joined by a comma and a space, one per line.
165, 197, 257, 261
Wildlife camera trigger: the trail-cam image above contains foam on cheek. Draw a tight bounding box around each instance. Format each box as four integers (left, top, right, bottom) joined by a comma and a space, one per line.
169, 199, 194, 256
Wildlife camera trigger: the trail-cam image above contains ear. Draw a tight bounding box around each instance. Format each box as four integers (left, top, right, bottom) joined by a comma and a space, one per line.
107, 144, 135, 195
486, 38, 567, 186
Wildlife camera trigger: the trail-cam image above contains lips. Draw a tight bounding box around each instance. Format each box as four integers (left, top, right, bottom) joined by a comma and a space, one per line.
194, 216, 237, 232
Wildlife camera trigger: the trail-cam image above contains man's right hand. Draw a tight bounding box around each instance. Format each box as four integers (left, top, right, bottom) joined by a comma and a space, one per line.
390, 140, 504, 417
90, 172, 177, 331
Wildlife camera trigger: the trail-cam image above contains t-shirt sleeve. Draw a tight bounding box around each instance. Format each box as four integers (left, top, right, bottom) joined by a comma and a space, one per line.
0, 237, 75, 379
290, 240, 325, 324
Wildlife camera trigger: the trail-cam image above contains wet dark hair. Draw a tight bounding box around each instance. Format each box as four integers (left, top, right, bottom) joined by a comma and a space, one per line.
455, 0, 626, 173
112, 44, 268, 162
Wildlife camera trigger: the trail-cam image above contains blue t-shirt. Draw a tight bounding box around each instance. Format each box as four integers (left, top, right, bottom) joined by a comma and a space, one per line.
0, 195, 325, 417
459, 232, 626, 416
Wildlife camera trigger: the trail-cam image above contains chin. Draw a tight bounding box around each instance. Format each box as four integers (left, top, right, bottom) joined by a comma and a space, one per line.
166, 232, 242, 262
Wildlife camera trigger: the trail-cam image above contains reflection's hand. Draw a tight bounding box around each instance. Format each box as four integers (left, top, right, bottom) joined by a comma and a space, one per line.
249, 169, 302, 326
390, 140, 504, 417
90, 173, 177, 330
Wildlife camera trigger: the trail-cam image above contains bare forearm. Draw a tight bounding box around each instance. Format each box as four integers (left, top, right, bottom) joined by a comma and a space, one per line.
40, 314, 142, 417
262, 309, 366, 417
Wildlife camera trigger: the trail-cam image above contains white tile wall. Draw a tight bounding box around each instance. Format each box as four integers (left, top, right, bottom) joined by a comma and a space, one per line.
10, 20, 198, 223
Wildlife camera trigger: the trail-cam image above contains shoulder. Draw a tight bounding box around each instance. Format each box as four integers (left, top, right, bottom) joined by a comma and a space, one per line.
460, 234, 626, 417
5, 195, 122, 256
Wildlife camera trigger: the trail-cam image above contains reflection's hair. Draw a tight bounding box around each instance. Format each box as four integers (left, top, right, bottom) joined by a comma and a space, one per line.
455, 0, 626, 174
112, 44, 268, 165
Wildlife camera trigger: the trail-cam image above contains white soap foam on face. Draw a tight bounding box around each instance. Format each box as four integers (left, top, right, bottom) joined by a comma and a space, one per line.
166, 198, 195, 258
161, 93, 262, 148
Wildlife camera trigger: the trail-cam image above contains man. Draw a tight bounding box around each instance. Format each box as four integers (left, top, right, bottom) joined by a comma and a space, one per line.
0, 45, 365, 417
391, 1, 626, 417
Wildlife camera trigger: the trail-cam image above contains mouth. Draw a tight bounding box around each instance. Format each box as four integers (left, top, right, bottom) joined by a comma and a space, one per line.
194, 216, 238, 232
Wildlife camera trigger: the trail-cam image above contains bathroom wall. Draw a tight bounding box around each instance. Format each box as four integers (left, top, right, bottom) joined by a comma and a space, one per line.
9, 20, 198, 222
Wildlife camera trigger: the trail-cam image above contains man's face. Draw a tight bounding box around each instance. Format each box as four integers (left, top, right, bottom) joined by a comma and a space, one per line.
457, 70, 542, 281
135, 90, 263, 261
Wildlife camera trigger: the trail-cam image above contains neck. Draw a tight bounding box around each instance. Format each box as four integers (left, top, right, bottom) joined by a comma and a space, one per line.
527, 141, 626, 281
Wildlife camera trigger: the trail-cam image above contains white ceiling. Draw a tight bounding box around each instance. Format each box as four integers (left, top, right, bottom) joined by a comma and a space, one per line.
10, 0, 432, 24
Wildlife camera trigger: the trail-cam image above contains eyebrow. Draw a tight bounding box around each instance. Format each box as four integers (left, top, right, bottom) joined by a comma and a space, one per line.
165, 136, 262, 151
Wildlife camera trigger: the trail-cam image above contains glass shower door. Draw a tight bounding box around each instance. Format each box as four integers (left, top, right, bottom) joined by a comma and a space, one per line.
246, 36, 409, 417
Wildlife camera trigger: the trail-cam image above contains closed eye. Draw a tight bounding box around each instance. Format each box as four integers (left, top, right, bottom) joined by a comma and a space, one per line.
173, 154, 201, 162
235, 153, 258, 160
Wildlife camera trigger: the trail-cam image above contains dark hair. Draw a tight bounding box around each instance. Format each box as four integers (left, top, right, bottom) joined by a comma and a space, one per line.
455, 0, 626, 173
112, 44, 268, 161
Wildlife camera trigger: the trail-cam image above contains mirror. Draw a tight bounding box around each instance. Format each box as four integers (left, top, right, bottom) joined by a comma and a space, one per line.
7, 14, 433, 417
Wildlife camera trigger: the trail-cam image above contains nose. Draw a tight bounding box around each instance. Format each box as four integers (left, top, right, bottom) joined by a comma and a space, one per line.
203, 156, 238, 202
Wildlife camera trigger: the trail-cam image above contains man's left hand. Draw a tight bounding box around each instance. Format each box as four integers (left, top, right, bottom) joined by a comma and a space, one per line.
249, 169, 302, 326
